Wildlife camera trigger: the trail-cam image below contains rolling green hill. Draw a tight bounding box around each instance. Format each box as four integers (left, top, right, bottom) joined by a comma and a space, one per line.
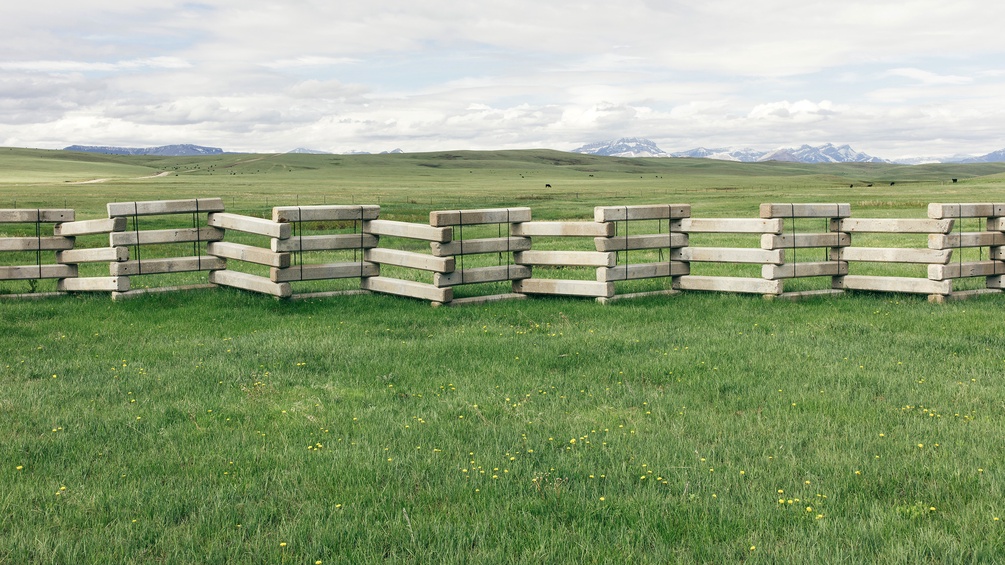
3, 147, 1005, 220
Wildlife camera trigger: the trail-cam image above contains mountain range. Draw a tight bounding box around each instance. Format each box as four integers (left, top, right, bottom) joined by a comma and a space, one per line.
571, 138, 670, 158
572, 137, 1005, 164
63, 144, 224, 156
60, 139, 1005, 164
342, 148, 405, 155
288, 147, 406, 155
62, 144, 408, 156
958, 148, 1005, 164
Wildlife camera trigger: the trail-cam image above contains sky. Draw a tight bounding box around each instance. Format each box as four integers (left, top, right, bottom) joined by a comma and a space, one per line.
2, 0, 1004, 159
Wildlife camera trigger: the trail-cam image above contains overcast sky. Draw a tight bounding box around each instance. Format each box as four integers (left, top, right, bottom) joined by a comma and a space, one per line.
2, 1, 1004, 158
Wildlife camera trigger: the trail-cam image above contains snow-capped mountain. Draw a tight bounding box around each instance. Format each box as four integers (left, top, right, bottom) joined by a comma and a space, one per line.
572, 137, 668, 158
757, 144, 888, 164
889, 156, 955, 165
288, 147, 331, 154
672, 143, 1005, 165
674, 143, 887, 164
890, 149, 1005, 164
63, 144, 223, 156
337, 148, 404, 155
669, 147, 765, 162
575, 139, 888, 164
959, 148, 1005, 164
669, 147, 730, 159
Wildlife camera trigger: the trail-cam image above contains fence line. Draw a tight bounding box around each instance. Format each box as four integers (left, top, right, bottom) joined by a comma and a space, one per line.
0, 209, 75, 297
3, 199, 1005, 305
593, 204, 689, 304
428, 207, 532, 307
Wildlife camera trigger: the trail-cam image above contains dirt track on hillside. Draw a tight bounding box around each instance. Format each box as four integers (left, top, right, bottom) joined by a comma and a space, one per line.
69, 171, 172, 184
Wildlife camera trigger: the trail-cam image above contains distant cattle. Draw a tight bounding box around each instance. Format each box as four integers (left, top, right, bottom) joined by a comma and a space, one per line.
890, 182, 895, 186
952, 178, 958, 183
545, 183, 551, 188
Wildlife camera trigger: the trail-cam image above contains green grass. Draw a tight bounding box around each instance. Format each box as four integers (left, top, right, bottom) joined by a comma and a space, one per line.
3, 291, 1005, 563
5, 147, 1005, 220
3, 148, 1005, 562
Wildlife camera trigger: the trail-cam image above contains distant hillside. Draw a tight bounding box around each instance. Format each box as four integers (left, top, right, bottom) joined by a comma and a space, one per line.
63, 144, 224, 156
7, 147, 1005, 198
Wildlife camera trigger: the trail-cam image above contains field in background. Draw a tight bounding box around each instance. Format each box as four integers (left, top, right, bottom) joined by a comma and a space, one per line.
4, 148, 1005, 562
5, 147, 1005, 220
4, 147, 1005, 297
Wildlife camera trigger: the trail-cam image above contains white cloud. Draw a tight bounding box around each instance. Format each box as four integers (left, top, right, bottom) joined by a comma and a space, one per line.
261, 56, 360, 69
748, 100, 838, 122
885, 68, 972, 85
1, 0, 1004, 156
0, 57, 191, 73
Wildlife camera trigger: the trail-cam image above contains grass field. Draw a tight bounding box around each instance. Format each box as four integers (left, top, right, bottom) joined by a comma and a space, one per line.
5, 147, 1005, 220
3, 148, 1005, 563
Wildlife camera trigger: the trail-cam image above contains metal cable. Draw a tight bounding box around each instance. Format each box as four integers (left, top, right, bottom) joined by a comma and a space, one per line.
506, 209, 511, 282
623, 206, 630, 280
667, 204, 674, 289
994, 204, 1000, 276
35, 209, 42, 279
957, 204, 963, 277
296, 206, 304, 281
359, 205, 365, 279
193, 199, 202, 271
790, 204, 797, 280
132, 202, 142, 275
458, 210, 465, 285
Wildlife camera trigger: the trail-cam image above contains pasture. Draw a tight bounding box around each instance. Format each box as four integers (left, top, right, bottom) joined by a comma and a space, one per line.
3, 148, 1005, 563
